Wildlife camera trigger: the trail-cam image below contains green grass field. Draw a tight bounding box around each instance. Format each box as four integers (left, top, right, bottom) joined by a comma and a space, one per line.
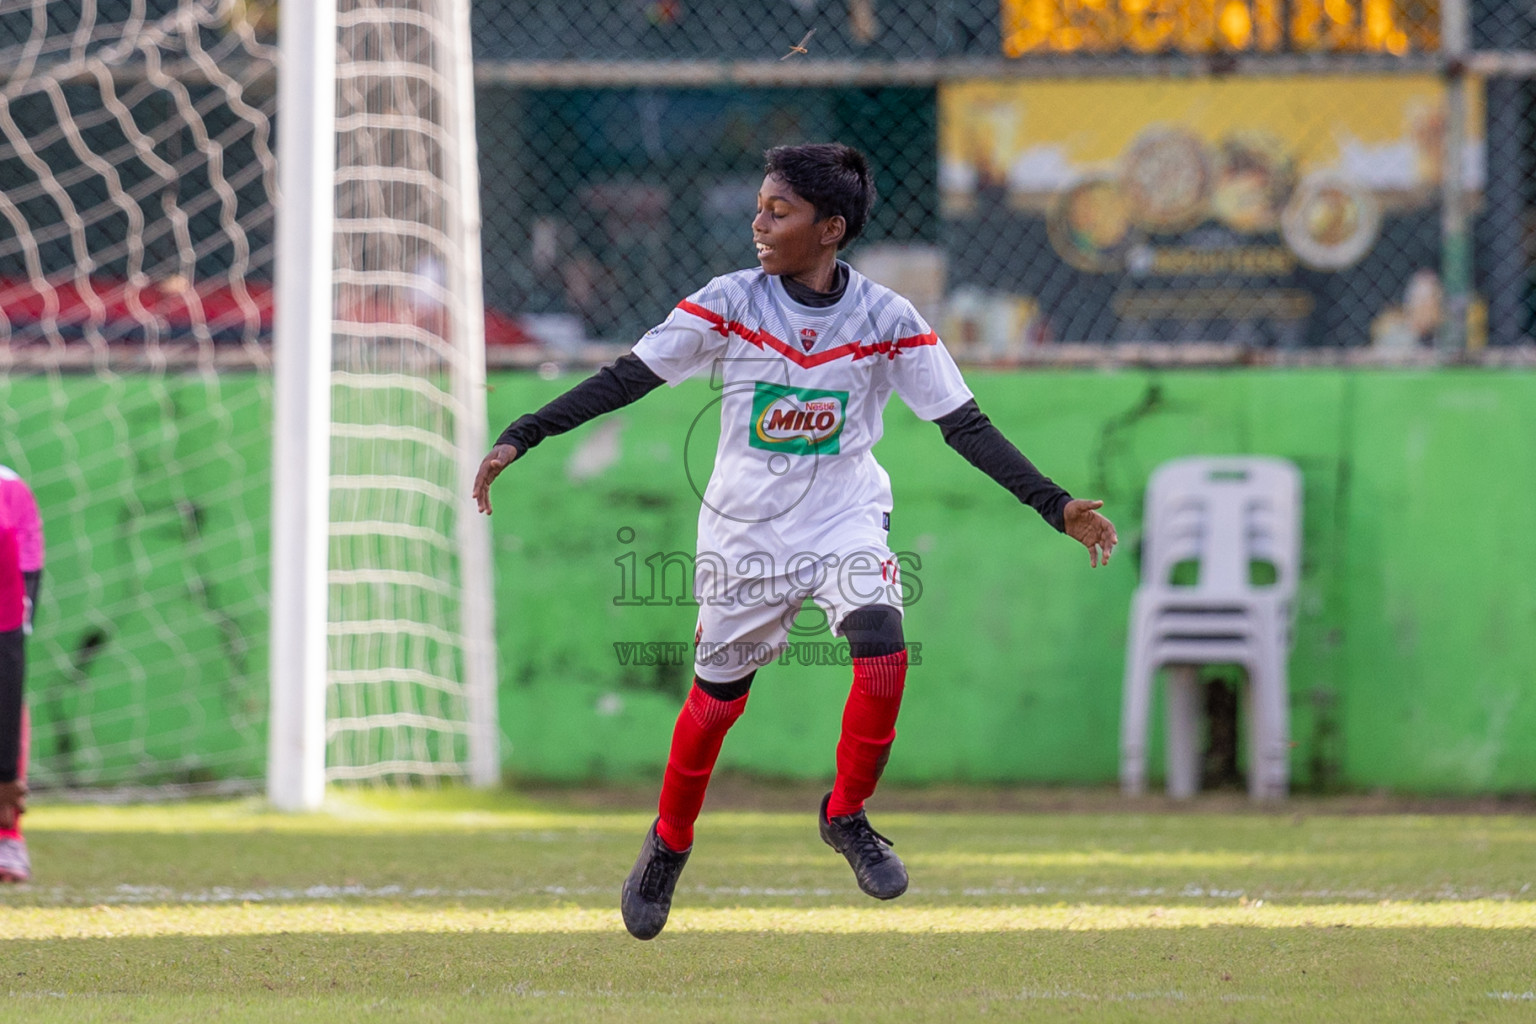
1, 786, 1533, 1022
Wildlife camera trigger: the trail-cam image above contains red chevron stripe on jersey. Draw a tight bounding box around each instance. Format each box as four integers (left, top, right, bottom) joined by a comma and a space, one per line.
675, 300, 938, 368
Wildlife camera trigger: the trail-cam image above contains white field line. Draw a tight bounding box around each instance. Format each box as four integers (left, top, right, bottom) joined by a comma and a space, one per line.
3, 880, 1533, 906
3, 901, 1536, 940
157, 878, 1530, 902
1013, 989, 1268, 1003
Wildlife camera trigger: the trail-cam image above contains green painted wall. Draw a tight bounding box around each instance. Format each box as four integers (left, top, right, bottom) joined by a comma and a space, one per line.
5, 369, 1531, 792
486, 369, 1536, 793
1, 372, 271, 786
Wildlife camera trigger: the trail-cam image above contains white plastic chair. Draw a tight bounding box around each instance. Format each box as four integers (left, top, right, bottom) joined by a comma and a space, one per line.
1120, 456, 1302, 801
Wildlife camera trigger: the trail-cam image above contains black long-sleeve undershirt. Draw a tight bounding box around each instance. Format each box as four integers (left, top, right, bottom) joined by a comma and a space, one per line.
780, 263, 848, 307
494, 353, 665, 455
492, 352, 1072, 533
935, 400, 1072, 532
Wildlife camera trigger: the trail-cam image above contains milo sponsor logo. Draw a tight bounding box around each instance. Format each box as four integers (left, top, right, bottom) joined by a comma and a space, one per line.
749, 382, 848, 456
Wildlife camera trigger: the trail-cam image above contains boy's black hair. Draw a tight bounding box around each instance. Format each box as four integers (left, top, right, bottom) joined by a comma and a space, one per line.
763, 143, 876, 250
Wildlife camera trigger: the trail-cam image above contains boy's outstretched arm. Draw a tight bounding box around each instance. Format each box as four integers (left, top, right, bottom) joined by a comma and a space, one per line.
473, 444, 520, 514
934, 399, 1118, 568
1062, 498, 1118, 569
474, 353, 665, 514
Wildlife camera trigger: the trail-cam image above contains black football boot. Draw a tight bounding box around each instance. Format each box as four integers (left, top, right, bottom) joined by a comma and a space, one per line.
621, 818, 691, 939
818, 792, 908, 900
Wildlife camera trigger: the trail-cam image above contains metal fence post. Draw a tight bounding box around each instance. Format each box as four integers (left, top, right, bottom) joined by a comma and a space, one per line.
1440, 0, 1473, 352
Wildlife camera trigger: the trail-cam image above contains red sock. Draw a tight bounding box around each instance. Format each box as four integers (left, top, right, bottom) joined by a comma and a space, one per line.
656, 683, 747, 851
827, 650, 907, 818
1, 705, 27, 842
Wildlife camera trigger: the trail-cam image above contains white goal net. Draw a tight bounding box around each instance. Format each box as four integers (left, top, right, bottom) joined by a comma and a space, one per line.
325, 0, 498, 785
0, 0, 277, 789
0, 0, 498, 795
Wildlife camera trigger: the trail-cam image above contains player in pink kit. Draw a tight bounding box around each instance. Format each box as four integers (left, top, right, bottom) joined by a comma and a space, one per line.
474, 144, 1117, 939
0, 465, 42, 883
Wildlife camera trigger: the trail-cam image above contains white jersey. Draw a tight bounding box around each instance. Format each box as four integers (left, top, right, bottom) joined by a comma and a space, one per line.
633, 264, 972, 567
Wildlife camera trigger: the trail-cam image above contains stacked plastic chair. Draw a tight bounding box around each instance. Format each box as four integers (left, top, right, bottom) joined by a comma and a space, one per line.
1120, 456, 1302, 800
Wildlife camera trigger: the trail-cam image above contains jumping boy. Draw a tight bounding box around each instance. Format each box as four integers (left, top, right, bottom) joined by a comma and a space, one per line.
473, 143, 1117, 940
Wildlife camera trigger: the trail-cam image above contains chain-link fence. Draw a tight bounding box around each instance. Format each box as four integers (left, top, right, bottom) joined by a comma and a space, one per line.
3, 0, 1536, 365
1471, 0, 1536, 352
468, 0, 1443, 62
0, 1, 275, 362
459, 0, 1536, 365
0, 0, 1530, 795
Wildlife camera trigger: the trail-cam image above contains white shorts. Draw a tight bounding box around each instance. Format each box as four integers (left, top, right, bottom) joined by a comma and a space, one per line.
691, 544, 906, 683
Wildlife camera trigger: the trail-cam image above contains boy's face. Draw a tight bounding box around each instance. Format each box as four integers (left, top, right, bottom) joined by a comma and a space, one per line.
753, 174, 843, 279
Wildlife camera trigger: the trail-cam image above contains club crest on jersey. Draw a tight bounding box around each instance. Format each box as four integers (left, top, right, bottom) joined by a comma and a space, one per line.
798, 327, 817, 353
643, 310, 676, 338
748, 382, 848, 456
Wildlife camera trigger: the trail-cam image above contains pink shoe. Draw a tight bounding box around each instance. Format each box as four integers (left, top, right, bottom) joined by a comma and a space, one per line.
0, 836, 30, 882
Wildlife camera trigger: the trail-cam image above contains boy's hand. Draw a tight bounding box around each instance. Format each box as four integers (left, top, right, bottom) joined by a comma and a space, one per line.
473, 444, 521, 515
1064, 499, 1118, 568
0, 780, 26, 830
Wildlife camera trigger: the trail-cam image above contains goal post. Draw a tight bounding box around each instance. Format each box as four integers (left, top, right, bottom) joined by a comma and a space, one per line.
268, 0, 339, 812
442, 0, 501, 790
270, 0, 500, 808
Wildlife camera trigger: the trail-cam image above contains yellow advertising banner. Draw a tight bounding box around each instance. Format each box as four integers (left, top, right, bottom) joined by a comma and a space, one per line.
998, 0, 1438, 56
937, 76, 1483, 347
